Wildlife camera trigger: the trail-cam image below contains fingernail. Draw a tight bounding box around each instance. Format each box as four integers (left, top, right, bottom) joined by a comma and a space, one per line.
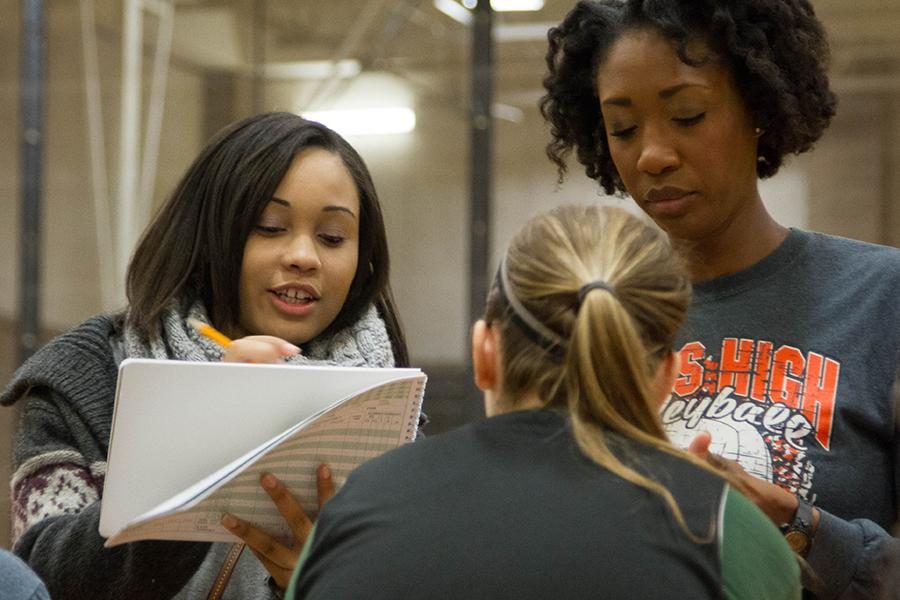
319, 464, 331, 479
262, 473, 278, 489
221, 513, 237, 528
282, 343, 301, 356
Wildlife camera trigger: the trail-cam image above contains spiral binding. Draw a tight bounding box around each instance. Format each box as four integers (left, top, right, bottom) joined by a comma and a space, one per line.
406, 378, 427, 441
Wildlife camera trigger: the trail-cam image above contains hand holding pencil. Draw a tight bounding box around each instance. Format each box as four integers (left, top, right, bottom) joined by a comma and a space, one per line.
188, 319, 301, 363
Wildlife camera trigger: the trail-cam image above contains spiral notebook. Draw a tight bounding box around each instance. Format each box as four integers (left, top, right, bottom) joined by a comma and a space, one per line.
99, 358, 425, 547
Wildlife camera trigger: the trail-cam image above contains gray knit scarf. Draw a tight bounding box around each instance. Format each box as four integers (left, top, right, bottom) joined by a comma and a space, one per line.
120, 299, 395, 368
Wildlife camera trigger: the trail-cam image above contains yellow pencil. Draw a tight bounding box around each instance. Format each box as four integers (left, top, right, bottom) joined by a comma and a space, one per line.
188, 318, 233, 348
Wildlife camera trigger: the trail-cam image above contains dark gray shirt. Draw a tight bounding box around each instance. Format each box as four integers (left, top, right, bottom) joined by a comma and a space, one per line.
662, 228, 900, 599
292, 410, 798, 599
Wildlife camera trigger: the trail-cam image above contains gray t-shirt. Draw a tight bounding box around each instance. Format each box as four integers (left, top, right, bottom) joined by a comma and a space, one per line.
662, 228, 900, 598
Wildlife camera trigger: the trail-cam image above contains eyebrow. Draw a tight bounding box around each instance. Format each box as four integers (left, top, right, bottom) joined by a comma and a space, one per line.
269, 197, 357, 219
601, 83, 707, 107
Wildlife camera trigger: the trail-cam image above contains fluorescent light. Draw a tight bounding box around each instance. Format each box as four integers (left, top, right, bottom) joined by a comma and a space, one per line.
492, 0, 544, 10
301, 107, 417, 136
264, 60, 361, 80
492, 103, 524, 123
435, 0, 543, 24
495, 22, 554, 42
434, 0, 473, 25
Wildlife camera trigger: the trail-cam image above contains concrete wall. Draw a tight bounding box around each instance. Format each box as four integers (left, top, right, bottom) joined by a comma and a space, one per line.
807, 93, 894, 244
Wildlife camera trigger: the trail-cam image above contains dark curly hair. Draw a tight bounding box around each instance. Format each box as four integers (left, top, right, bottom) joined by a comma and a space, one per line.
540, 0, 837, 194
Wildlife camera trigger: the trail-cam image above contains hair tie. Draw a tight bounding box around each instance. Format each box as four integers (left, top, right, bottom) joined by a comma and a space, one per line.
578, 280, 615, 307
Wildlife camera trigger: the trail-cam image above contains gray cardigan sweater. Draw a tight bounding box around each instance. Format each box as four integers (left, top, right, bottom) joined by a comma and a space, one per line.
1, 315, 277, 600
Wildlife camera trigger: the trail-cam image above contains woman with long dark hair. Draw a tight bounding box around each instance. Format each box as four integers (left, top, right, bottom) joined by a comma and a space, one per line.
2, 112, 408, 599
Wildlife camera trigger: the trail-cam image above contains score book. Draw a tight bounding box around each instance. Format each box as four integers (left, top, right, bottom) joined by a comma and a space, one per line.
99, 358, 426, 547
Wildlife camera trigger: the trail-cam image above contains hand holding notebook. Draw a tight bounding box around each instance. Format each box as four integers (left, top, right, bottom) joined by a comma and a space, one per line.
99, 358, 425, 547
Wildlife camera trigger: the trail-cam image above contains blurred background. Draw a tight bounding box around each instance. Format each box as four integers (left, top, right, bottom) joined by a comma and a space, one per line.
1, 0, 899, 548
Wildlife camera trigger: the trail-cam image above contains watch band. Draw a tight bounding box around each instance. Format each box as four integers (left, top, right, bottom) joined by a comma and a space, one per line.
781, 496, 815, 557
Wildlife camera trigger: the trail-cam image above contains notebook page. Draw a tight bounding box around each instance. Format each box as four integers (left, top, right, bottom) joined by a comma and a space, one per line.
106, 376, 424, 546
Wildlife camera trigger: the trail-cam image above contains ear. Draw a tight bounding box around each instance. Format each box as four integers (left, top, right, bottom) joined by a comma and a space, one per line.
471, 320, 499, 392
653, 351, 680, 408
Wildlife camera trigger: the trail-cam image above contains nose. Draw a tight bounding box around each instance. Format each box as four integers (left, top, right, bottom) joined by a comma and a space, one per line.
282, 234, 321, 272
635, 125, 680, 176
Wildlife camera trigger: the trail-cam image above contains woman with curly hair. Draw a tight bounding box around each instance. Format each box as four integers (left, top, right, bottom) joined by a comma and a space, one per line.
541, 1, 900, 598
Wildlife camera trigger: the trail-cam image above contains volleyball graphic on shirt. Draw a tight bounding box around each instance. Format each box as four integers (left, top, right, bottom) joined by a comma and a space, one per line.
663, 337, 838, 501
666, 415, 773, 480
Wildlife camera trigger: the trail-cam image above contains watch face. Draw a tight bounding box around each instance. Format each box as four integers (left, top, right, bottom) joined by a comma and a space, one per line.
784, 530, 810, 555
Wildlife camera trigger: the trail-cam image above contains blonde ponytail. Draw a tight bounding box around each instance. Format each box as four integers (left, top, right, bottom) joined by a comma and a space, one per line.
486, 204, 723, 542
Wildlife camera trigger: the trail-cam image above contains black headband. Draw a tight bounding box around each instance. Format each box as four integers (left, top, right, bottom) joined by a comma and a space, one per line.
495, 257, 567, 361
494, 257, 619, 360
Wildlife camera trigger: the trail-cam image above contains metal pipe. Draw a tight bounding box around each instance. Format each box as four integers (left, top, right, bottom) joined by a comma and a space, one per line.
139, 0, 173, 224
251, 0, 266, 113
18, 0, 46, 364
140, 0, 167, 16
297, 0, 391, 111
468, 0, 493, 330
79, 0, 117, 312
117, 0, 143, 283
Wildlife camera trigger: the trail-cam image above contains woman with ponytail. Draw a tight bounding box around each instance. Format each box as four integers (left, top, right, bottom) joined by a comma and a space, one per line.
286, 205, 800, 600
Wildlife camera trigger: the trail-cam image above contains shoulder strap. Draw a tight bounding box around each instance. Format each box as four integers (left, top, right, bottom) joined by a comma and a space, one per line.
206, 542, 246, 600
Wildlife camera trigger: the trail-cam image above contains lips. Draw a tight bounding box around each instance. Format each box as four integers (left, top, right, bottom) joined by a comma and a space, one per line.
269, 284, 320, 306
644, 186, 693, 203
641, 186, 697, 219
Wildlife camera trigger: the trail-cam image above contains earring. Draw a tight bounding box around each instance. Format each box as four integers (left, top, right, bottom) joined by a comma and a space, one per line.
754, 127, 764, 137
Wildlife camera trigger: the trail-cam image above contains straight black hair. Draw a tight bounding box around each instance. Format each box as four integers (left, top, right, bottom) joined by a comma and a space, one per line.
126, 112, 409, 365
